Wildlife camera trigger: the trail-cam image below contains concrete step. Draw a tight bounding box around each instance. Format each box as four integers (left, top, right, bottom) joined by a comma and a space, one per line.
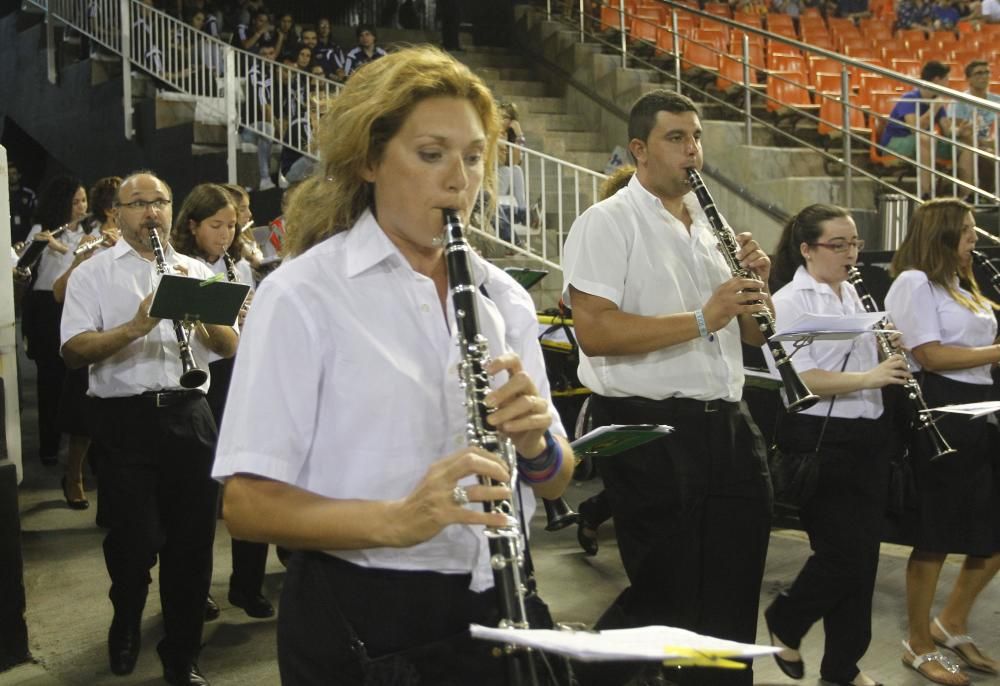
491, 79, 551, 98
525, 112, 592, 133
456, 51, 532, 69
472, 66, 537, 82
542, 130, 606, 153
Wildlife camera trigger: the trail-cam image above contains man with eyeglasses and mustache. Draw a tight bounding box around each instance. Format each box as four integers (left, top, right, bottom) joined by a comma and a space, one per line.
60, 171, 238, 686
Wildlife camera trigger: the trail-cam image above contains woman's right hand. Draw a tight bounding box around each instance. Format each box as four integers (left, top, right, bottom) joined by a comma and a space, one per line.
387, 446, 512, 548
865, 354, 911, 389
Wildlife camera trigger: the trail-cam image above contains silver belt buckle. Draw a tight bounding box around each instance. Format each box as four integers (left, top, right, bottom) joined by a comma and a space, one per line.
704, 400, 719, 413
154, 392, 169, 408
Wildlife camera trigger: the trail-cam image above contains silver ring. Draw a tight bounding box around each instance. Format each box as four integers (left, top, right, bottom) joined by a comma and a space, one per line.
452, 485, 469, 506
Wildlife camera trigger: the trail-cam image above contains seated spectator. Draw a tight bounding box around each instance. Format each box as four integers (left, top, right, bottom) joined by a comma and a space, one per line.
930, 0, 961, 28
950, 60, 1000, 198
185, 0, 219, 36
880, 60, 972, 197
837, 0, 870, 19
308, 25, 345, 80
232, 9, 273, 53
279, 107, 318, 187
316, 16, 334, 48
343, 24, 388, 78
976, 0, 1000, 20
895, 0, 935, 31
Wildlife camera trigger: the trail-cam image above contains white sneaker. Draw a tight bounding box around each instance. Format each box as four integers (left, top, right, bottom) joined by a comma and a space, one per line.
278, 173, 289, 189
259, 178, 276, 191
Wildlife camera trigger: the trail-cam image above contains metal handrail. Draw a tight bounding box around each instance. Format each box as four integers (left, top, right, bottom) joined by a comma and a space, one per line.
24, 0, 611, 267
553, 0, 1000, 209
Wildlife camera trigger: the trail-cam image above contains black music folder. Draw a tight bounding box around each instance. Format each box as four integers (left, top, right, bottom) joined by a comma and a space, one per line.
149, 274, 250, 326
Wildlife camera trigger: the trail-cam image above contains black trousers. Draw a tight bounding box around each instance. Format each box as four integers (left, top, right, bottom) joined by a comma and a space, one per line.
91, 393, 219, 663
585, 395, 772, 686
277, 552, 510, 686
207, 358, 269, 595
23, 290, 65, 458
766, 413, 890, 683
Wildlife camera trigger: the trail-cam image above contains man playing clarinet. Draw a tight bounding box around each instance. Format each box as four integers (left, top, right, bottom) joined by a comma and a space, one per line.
561, 89, 773, 686
60, 171, 238, 686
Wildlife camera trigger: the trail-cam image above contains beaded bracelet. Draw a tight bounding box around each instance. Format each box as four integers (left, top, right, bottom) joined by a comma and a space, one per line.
517, 430, 563, 484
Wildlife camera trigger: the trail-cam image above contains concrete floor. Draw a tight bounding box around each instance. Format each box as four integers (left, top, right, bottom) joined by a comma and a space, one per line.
4, 348, 1000, 685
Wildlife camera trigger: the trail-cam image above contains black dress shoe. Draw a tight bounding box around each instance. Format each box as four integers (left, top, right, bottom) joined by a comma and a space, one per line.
61, 476, 90, 510
107, 623, 140, 675
163, 661, 210, 686
764, 606, 804, 679
204, 594, 220, 622
228, 587, 275, 618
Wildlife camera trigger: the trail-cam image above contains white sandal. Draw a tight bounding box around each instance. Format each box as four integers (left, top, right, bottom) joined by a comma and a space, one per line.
932, 617, 999, 674
901, 640, 968, 686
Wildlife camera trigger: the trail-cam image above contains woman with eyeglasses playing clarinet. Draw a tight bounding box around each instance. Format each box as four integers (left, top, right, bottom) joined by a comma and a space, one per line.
885, 198, 1000, 686
761, 204, 910, 686
169, 183, 274, 621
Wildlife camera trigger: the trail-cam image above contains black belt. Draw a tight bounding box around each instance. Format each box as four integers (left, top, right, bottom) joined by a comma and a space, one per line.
600, 395, 737, 414
100, 390, 204, 408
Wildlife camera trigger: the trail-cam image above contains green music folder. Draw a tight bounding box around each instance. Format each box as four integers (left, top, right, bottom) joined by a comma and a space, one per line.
504, 267, 548, 291
149, 274, 250, 326
570, 424, 673, 459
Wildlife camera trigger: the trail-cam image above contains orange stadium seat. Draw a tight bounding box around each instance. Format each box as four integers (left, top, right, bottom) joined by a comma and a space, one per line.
896, 28, 927, 45
798, 15, 827, 33
859, 72, 905, 93
842, 45, 878, 60
768, 50, 806, 73
682, 40, 721, 72
600, 5, 627, 32
881, 45, 913, 62
808, 55, 841, 79
630, 16, 659, 44
733, 11, 764, 28
802, 5, 823, 18
767, 13, 796, 34
716, 53, 764, 93
866, 89, 903, 166
838, 34, 871, 54
802, 33, 835, 51
693, 26, 727, 51
817, 94, 871, 139
891, 58, 922, 77
766, 70, 817, 114
813, 71, 844, 96
656, 26, 684, 56
703, 2, 732, 21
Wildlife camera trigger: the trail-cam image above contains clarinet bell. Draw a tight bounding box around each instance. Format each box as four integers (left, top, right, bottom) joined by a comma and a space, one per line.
543, 497, 579, 532
778, 362, 820, 413
179, 367, 209, 389
923, 415, 958, 462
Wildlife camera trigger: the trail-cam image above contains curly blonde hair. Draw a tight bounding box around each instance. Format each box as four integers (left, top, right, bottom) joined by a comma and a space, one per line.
284, 45, 500, 257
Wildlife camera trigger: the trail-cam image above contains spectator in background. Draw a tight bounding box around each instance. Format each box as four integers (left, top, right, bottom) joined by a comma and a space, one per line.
310, 26, 345, 80
880, 60, 971, 197
931, 0, 961, 28
241, 42, 278, 190
343, 24, 387, 78
315, 16, 334, 48
974, 0, 1000, 20
232, 9, 273, 53
185, 0, 219, 36
274, 12, 298, 58
8, 163, 37, 245
895, 0, 935, 31
951, 60, 1000, 198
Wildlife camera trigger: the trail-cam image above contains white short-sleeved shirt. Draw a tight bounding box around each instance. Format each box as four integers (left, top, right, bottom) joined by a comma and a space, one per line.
26, 223, 89, 291
561, 174, 744, 402
983, 0, 1000, 20
60, 237, 218, 397
766, 266, 884, 419
885, 269, 997, 385
212, 210, 565, 592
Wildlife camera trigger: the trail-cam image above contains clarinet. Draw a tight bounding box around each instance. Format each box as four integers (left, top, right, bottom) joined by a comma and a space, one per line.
685, 168, 819, 412
147, 227, 209, 389
846, 267, 956, 460
972, 249, 1000, 291
222, 252, 239, 283
443, 209, 539, 686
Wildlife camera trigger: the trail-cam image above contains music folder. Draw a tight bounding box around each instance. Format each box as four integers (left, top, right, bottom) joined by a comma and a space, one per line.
149, 274, 250, 326
504, 267, 548, 291
571, 424, 673, 459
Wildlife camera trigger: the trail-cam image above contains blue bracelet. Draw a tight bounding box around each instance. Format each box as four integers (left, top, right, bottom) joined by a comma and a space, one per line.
517, 430, 563, 483
694, 308, 714, 342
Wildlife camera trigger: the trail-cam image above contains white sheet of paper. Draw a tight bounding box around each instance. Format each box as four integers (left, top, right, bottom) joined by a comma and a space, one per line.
470, 624, 780, 664
930, 401, 1000, 419
771, 312, 888, 342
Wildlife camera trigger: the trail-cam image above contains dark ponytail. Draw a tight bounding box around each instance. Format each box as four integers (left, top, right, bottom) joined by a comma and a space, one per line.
771, 203, 851, 289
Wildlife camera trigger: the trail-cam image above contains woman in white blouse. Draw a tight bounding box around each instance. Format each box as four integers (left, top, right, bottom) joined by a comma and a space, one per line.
885, 198, 1000, 686
763, 203, 910, 686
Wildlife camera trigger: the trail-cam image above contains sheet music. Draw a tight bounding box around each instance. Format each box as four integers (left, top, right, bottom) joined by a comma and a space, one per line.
930, 401, 1000, 419
470, 624, 780, 665
771, 312, 888, 342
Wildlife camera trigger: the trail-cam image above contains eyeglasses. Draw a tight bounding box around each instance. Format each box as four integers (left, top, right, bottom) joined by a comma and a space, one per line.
116, 199, 171, 211
809, 239, 865, 253
970, 70, 992, 77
